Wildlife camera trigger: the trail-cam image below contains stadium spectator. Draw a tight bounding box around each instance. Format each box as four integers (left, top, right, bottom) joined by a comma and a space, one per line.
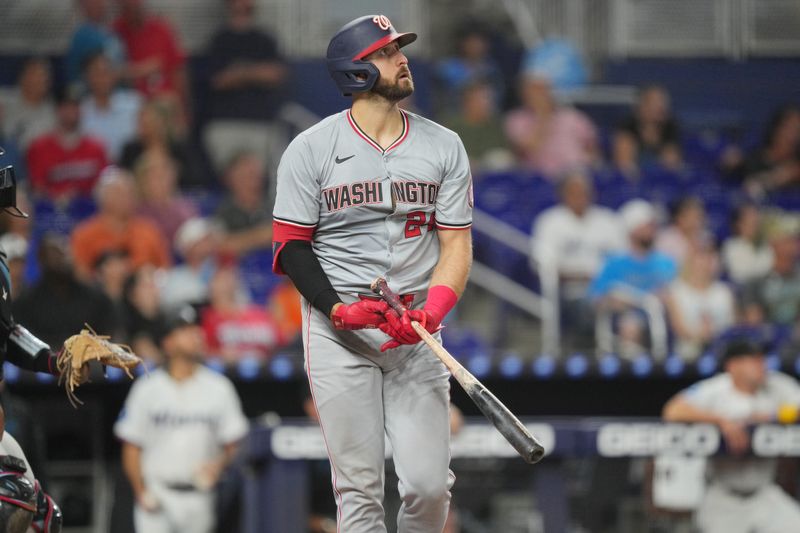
13, 235, 116, 349
612, 84, 682, 175
93, 249, 132, 339
531, 171, 625, 348
113, 0, 190, 132
65, 0, 126, 86
656, 196, 711, 266
662, 338, 800, 532
0, 57, 56, 151
160, 217, 220, 313
122, 265, 164, 363
435, 23, 504, 115
722, 204, 773, 284
71, 166, 171, 279
442, 80, 512, 173
742, 224, 800, 327
213, 152, 273, 256
267, 280, 303, 348
26, 86, 108, 200
119, 101, 196, 188
201, 267, 284, 362
80, 52, 142, 161
743, 104, 800, 195
504, 73, 599, 179
589, 199, 677, 357
133, 148, 197, 244
203, 0, 289, 177
665, 245, 735, 361
115, 305, 249, 533
590, 200, 677, 300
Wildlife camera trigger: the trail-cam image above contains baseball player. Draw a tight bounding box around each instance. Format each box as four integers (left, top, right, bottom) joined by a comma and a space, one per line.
663, 338, 800, 532
114, 305, 249, 533
0, 148, 63, 533
272, 15, 473, 533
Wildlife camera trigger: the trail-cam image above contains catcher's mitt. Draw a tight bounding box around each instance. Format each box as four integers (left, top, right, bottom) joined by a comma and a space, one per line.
57, 325, 142, 407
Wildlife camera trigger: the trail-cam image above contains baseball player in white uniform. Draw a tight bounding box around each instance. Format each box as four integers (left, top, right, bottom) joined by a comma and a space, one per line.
272, 14, 473, 533
114, 306, 249, 533
663, 338, 800, 533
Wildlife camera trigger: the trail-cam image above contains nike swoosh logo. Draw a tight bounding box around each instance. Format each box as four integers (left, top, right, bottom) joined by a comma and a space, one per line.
335, 155, 355, 164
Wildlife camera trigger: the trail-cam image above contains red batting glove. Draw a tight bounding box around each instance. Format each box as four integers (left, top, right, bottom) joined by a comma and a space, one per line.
379, 309, 435, 351
331, 300, 390, 330
378, 285, 458, 352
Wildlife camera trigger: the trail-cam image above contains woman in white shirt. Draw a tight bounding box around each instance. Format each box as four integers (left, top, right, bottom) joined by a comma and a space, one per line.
666, 245, 735, 361
722, 204, 773, 284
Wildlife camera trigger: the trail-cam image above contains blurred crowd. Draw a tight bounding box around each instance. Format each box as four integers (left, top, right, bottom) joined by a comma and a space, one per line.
0, 0, 797, 367
431, 22, 800, 363
0, 0, 305, 366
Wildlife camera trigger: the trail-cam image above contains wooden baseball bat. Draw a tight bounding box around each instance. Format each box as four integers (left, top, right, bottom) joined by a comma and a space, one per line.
371, 277, 545, 464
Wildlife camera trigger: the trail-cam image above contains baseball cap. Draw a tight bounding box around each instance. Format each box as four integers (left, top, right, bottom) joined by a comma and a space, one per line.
174, 217, 217, 257
155, 305, 199, 346
619, 199, 656, 234
721, 338, 765, 364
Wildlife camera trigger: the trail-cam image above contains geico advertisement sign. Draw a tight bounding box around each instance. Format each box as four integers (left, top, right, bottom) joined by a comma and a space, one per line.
271, 423, 556, 459
450, 424, 555, 458
597, 423, 719, 457
752, 425, 800, 456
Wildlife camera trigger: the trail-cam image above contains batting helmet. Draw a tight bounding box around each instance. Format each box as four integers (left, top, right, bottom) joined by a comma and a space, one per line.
326, 15, 417, 96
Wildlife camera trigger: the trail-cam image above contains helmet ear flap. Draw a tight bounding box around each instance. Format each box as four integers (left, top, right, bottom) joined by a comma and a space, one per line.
327, 59, 380, 96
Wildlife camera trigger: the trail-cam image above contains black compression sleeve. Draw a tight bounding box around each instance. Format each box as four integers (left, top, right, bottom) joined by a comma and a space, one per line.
6, 325, 59, 375
279, 241, 342, 317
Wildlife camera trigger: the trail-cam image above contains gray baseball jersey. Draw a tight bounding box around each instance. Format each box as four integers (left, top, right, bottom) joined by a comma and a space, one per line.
272, 109, 472, 295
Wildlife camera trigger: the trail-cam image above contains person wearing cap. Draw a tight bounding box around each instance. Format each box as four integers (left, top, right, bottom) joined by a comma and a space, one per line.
588, 199, 677, 356
114, 305, 249, 533
159, 217, 220, 313
662, 338, 800, 532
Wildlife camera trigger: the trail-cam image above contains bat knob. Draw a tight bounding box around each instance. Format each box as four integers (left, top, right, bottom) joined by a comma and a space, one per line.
371, 277, 386, 293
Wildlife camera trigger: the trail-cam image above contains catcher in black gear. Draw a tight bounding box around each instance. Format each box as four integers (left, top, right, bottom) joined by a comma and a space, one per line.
0, 148, 63, 533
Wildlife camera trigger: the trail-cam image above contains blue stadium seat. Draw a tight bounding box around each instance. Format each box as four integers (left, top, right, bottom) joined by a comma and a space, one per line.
238, 249, 283, 303
441, 325, 491, 361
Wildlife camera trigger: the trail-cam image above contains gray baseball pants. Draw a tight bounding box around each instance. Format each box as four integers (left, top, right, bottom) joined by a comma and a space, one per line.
302, 297, 454, 533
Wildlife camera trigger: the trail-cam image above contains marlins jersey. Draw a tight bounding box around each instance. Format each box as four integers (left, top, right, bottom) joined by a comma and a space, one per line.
272, 109, 473, 295
114, 366, 249, 485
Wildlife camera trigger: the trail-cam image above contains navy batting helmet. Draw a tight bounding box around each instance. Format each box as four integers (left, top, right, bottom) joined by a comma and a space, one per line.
326, 15, 417, 96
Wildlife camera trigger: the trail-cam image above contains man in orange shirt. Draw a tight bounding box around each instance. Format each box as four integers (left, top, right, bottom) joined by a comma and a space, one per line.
71, 166, 171, 279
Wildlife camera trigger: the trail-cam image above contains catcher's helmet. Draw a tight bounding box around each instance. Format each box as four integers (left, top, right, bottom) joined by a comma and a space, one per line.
326, 15, 417, 96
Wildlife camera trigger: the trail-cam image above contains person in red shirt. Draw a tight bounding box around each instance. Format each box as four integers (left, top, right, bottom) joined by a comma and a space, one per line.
201, 266, 284, 362
26, 86, 108, 200
113, 0, 190, 131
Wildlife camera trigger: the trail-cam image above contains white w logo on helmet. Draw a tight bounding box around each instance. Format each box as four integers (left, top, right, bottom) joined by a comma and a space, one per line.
372, 15, 392, 31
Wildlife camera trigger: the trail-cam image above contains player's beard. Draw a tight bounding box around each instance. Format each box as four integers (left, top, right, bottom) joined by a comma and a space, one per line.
371, 70, 414, 102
